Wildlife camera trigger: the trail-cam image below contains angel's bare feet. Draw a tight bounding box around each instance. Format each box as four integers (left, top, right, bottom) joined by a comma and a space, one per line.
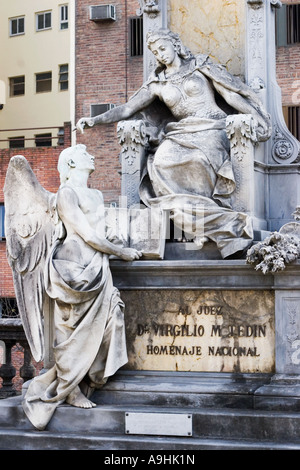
66, 386, 96, 409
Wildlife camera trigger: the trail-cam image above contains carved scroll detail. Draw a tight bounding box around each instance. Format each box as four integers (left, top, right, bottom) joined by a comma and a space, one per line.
136, 0, 160, 18
117, 120, 148, 208
226, 114, 257, 214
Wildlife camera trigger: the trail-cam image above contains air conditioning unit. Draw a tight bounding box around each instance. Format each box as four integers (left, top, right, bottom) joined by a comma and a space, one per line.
89, 5, 116, 22
90, 103, 116, 117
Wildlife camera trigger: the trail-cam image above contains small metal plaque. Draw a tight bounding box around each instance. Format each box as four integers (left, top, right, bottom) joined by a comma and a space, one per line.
125, 412, 192, 436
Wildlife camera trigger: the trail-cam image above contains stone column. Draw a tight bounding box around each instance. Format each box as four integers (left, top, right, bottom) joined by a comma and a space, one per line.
0, 340, 16, 398
136, 0, 168, 80
246, 0, 300, 231
20, 342, 36, 384
246, 0, 300, 164
226, 114, 258, 218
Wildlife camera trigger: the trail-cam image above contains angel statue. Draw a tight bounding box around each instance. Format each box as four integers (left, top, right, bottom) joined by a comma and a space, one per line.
77, 29, 272, 259
4, 144, 142, 430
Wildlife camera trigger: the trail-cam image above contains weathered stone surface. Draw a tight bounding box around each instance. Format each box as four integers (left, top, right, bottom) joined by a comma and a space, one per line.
168, 0, 246, 77
122, 289, 275, 373
4, 146, 142, 431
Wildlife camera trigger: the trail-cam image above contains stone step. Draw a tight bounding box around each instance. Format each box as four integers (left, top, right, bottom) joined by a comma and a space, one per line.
1, 395, 300, 449
0, 428, 300, 451
2, 428, 300, 451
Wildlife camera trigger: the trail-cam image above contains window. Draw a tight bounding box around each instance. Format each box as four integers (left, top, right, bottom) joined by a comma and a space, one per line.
287, 4, 300, 44
36, 11, 52, 31
9, 76, 25, 97
36, 72, 52, 93
59, 64, 69, 90
9, 137, 25, 149
60, 5, 69, 29
130, 17, 143, 57
35, 133, 52, 147
90, 103, 116, 117
0, 204, 5, 239
0, 298, 18, 318
283, 106, 300, 141
276, 4, 300, 46
10, 16, 25, 36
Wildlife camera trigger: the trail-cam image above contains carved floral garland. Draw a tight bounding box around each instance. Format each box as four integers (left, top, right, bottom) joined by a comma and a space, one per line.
246, 207, 300, 274
247, 206, 300, 273
246, 232, 300, 274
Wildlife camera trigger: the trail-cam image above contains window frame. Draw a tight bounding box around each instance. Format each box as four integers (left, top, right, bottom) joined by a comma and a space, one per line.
9, 16, 25, 37
60, 5, 69, 30
9, 136, 25, 149
9, 76, 25, 97
36, 72, 52, 93
59, 64, 69, 91
35, 133, 52, 147
287, 4, 300, 45
283, 105, 300, 142
0, 298, 19, 318
36, 11, 52, 32
276, 3, 300, 46
0, 204, 5, 240
130, 17, 144, 57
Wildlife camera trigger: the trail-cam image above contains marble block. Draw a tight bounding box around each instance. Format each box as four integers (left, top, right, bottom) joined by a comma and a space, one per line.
122, 289, 275, 374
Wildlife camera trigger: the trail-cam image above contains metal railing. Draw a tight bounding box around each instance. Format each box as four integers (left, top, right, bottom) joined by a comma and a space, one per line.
0, 126, 65, 148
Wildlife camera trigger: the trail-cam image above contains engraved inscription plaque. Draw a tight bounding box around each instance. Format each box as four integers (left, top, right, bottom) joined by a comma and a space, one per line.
122, 290, 275, 373
125, 412, 192, 436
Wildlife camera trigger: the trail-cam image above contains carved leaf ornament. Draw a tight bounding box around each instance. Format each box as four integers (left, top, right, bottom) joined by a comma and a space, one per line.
246, 212, 300, 274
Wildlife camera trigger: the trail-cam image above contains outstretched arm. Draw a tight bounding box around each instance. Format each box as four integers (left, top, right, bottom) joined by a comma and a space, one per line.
76, 86, 156, 133
57, 187, 142, 261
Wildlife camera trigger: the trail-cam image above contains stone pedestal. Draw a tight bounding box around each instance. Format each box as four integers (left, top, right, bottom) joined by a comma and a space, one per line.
0, 261, 300, 449
108, 257, 300, 412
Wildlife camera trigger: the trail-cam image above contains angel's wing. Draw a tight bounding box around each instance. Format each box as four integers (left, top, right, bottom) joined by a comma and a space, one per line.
4, 155, 56, 362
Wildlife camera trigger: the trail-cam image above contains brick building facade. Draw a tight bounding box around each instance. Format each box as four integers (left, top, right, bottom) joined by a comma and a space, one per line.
0, 122, 71, 299
276, 0, 300, 139
75, 0, 143, 204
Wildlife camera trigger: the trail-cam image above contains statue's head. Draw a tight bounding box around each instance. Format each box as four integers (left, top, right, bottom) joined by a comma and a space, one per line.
146, 29, 194, 64
58, 144, 95, 184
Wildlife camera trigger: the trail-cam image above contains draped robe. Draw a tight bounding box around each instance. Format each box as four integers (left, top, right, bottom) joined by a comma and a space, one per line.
138, 55, 271, 257
22, 240, 128, 430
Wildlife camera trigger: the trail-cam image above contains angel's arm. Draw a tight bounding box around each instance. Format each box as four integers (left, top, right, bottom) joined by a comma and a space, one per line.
76, 86, 156, 132
56, 187, 141, 261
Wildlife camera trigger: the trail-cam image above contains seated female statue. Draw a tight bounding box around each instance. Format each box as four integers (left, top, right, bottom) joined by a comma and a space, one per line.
77, 29, 271, 258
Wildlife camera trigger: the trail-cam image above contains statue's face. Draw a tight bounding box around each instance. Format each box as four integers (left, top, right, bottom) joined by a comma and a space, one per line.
72, 146, 95, 173
149, 38, 176, 66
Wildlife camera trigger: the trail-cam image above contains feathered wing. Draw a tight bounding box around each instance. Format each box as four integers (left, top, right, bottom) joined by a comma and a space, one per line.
4, 155, 57, 362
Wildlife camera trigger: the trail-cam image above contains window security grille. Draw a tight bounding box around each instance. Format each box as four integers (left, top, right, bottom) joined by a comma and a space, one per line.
9, 137, 25, 149
35, 133, 52, 147
284, 106, 300, 142
130, 17, 143, 57
287, 4, 300, 44
0, 298, 18, 318
276, 4, 300, 46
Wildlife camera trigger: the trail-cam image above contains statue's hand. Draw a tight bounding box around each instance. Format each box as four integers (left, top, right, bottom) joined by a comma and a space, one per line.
76, 117, 95, 134
120, 248, 143, 261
